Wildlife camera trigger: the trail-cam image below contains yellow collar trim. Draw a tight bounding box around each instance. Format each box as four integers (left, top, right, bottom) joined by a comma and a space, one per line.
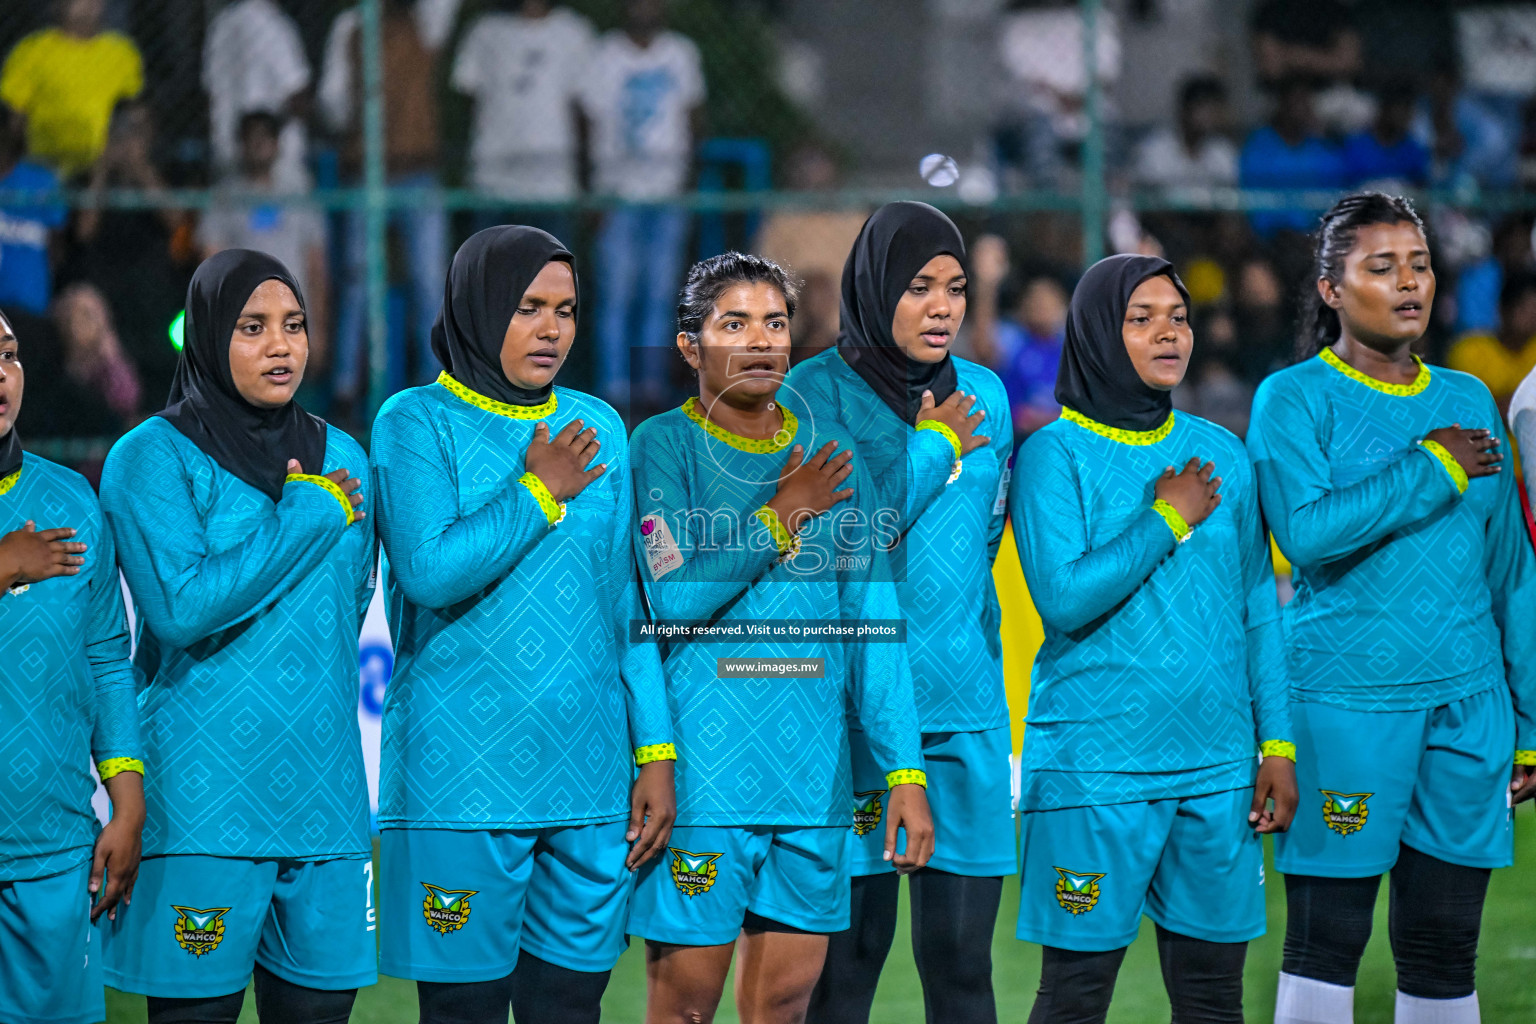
437, 371, 558, 419
1061, 407, 1175, 445
0, 467, 18, 496
1319, 348, 1430, 396
683, 397, 798, 453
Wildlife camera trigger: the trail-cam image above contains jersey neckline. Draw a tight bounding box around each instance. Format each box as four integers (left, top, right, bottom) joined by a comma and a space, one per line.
1061, 406, 1176, 445
437, 371, 558, 419
1319, 347, 1431, 397
682, 396, 798, 454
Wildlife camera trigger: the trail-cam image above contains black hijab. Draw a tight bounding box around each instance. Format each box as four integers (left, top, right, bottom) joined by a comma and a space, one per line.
157, 249, 327, 503
0, 307, 19, 479
430, 225, 576, 407
836, 201, 966, 423
1054, 253, 1191, 433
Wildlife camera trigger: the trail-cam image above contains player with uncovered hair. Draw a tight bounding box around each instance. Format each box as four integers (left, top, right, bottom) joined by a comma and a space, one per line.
627, 252, 932, 1023
98, 250, 375, 1023
369, 226, 674, 1024
1249, 192, 1536, 1024
1011, 254, 1298, 1024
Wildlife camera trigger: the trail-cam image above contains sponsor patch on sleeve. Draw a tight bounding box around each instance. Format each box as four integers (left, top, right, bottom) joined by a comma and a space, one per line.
993, 457, 1013, 516
640, 513, 684, 580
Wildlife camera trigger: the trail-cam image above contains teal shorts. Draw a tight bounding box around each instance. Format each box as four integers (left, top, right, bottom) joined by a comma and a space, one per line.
1016, 787, 1266, 952
380, 823, 631, 982
628, 825, 849, 946
0, 862, 104, 1024
103, 854, 377, 998
1276, 687, 1516, 877
850, 726, 1015, 877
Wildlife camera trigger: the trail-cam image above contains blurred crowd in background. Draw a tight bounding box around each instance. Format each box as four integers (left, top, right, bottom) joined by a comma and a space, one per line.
3, 0, 1536, 478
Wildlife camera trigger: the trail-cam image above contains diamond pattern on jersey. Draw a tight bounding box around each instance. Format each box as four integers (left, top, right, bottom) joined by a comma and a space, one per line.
784, 352, 1011, 732
101, 423, 374, 859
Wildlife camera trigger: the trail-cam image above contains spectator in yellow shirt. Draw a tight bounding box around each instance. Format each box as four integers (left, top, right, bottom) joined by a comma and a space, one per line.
0, 0, 143, 179
1447, 270, 1536, 414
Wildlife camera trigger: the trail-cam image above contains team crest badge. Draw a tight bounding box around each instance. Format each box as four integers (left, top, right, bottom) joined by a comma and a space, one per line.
669, 848, 723, 897
1053, 868, 1104, 915
852, 790, 886, 837
172, 906, 230, 956
1320, 791, 1372, 836
421, 884, 477, 934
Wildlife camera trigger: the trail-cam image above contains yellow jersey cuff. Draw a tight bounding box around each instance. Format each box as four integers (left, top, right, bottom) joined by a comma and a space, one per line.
886, 769, 927, 788
753, 505, 800, 557
97, 758, 144, 781
635, 743, 677, 766
1514, 750, 1536, 767
1152, 499, 1192, 542
1259, 740, 1296, 762
519, 472, 566, 525
285, 473, 356, 525
1419, 440, 1469, 494
916, 420, 962, 459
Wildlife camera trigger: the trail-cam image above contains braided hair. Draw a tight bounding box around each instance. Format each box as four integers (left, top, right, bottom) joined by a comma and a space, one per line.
1298, 191, 1426, 361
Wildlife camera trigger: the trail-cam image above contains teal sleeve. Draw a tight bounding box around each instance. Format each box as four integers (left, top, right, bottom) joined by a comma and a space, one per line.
1234, 456, 1292, 746
1248, 378, 1463, 567
102, 432, 350, 650
1008, 431, 1177, 633
839, 504, 924, 777
986, 401, 1015, 566
607, 439, 672, 750
354, 463, 378, 621
1481, 421, 1536, 753
630, 430, 779, 622
370, 402, 552, 610
84, 499, 141, 765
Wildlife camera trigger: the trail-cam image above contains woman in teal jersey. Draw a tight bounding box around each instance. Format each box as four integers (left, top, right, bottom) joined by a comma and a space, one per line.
0, 306, 144, 1024
1010, 254, 1297, 1024
791, 201, 1012, 1024
627, 252, 933, 1024
99, 251, 374, 1024
370, 226, 675, 1024
1250, 193, 1536, 1024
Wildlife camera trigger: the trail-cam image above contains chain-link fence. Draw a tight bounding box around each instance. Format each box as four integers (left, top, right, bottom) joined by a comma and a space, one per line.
4, 0, 1536, 474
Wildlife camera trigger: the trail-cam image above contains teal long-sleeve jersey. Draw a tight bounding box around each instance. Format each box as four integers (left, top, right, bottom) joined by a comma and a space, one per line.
100, 418, 374, 860
1247, 351, 1536, 751
369, 375, 671, 830
629, 399, 925, 827
782, 350, 1013, 732
1009, 408, 1292, 812
1, 453, 142, 881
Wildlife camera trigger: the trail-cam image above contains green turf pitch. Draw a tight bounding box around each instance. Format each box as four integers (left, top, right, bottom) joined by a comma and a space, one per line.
105, 810, 1536, 1023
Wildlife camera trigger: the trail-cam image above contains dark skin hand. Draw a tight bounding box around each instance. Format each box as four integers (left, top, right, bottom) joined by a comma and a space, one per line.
286, 461, 366, 520
1154, 458, 1222, 527
915, 389, 990, 456
0, 521, 88, 590
525, 419, 605, 503
764, 441, 854, 536
1423, 424, 1502, 479
885, 785, 935, 875
626, 760, 676, 870
1249, 756, 1299, 833
91, 771, 145, 922
1512, 766, 1536, 805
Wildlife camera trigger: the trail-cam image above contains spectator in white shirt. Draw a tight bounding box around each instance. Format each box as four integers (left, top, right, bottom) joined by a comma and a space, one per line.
1133, 76, 1238, 191
203, 0, 312, 189
452, 1, 593, 210
579, 0, 705, 407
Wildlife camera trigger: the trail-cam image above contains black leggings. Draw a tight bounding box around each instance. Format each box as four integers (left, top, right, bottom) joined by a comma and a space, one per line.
417, 950, 611, 1024
147, 964, 356, 1024
1027, 927, 1246, 1024
1283, 843, 1489, 999
806, 869, 1003, 1024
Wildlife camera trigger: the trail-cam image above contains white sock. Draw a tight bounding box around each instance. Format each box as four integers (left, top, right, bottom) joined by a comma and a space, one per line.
1394, 991, 1480, 1024
1275, 972, 1355, 1024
